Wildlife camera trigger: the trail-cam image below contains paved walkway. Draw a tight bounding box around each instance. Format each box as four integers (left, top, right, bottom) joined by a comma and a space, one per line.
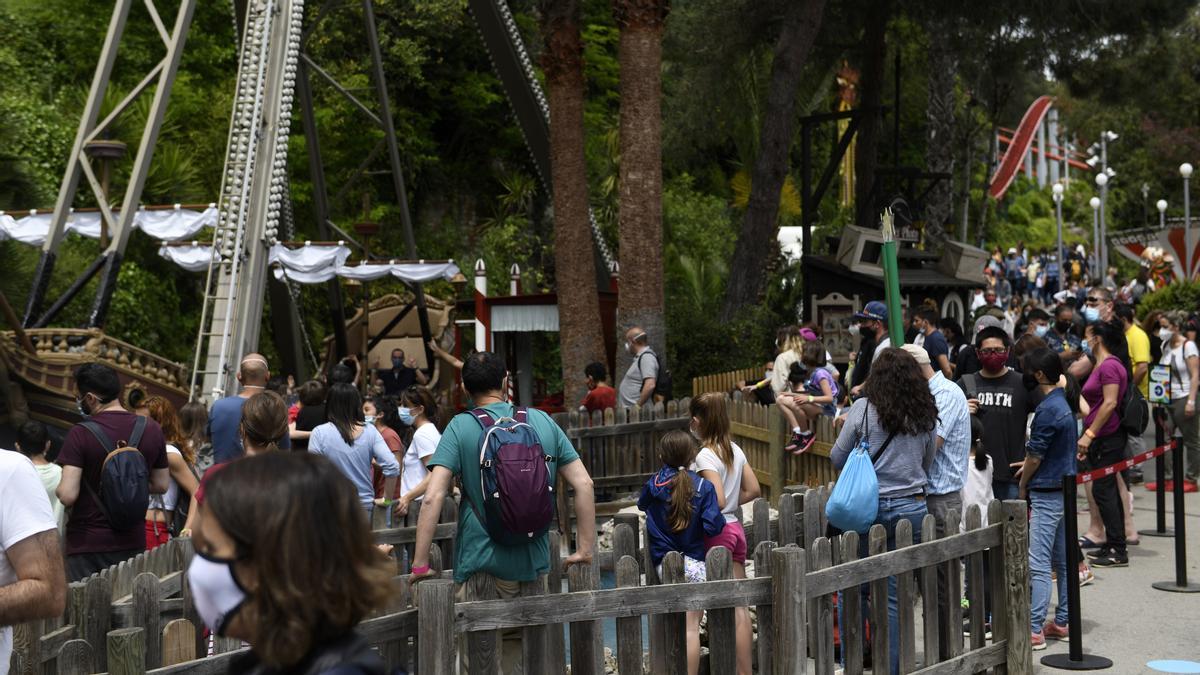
1034, 487, 1200, 673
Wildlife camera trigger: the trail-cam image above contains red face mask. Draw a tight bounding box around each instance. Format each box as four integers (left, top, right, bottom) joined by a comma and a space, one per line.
979, 350, 1009, 372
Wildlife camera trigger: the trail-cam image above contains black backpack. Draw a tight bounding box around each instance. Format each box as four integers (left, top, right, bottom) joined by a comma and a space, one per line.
1119, 383, 1149, 436
80, 417, 151, 530
637, 350, 673, 401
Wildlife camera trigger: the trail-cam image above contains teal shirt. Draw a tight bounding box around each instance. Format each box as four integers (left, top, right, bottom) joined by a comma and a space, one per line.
428, 402, 579, 583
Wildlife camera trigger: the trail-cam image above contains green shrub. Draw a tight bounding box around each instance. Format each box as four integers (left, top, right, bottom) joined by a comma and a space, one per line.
1136, 280, 1200, 320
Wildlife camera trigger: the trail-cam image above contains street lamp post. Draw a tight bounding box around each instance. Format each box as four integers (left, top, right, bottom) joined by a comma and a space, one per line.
1183, 163, 1194, 279
1090, 196, 1101, 281
1157, 199, 1168, 229
1053, 183, 1065, 277
1096, 172, 1110, 274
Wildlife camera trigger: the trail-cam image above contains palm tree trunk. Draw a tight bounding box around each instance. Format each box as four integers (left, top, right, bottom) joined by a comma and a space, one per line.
720, 0, 827, 321
541, 0, 607, 407
853, 0, 891, 228
613, 0, 669, 369
923, 19, 956, 247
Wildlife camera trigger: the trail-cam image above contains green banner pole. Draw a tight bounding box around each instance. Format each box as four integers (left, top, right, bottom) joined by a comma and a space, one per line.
881, 208, 905, 347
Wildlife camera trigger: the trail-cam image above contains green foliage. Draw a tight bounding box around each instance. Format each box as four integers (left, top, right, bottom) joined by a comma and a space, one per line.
1136, 280, 1200, 320
106, 262, 195, 363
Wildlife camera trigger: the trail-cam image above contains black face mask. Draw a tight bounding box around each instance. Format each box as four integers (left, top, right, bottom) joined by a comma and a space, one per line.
859, 325, 876, 341
1022, 371, 1040, 390
1055, 320, 1072, 334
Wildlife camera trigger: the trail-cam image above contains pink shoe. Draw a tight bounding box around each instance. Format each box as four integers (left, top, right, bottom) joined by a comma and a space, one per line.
1032, 631, 1047, 651
1043, 621, 1069, 641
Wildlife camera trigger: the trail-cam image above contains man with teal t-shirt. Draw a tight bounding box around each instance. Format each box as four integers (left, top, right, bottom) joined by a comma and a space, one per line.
410, 351, 596, 673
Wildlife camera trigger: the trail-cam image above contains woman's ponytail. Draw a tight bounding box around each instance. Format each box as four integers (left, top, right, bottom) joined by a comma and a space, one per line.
668, 467, 696, 533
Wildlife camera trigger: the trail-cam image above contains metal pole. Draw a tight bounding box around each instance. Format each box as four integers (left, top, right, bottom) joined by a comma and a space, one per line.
1092, 207, 1099, 281
1186, 176, 1192, 280
362, 0, 434, 370
1140, 407, 1173, 537
1099, 183, 1108, 274
1152, 440, 1200, 592
1055, 196, 1064, 279
1041, 474, 1113, 670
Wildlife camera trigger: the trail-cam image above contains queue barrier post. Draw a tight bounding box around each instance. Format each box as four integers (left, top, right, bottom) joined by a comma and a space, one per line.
1139, 407, 1173, 537
1151, 438, 1200, 593
1041, 474, 1113, 671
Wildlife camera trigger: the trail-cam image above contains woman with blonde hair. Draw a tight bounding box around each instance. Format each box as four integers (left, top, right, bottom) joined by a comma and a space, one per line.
143, 396, 200, 549
690, 392, 761, 675
189, 452, 394, 672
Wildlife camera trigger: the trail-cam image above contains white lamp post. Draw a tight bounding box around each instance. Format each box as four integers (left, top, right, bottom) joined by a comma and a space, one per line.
1052, 183, 1065, 273
1183, 163, 1194, 279
1090, 196, 1102, 281
1157, 199, 1169, 229
1096, 172, 1109, 274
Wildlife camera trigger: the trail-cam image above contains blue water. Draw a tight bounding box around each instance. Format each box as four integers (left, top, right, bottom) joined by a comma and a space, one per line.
561, 569, 651, 663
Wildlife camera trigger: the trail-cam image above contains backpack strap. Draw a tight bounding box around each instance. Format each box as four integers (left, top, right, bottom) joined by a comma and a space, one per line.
78, 422, 118, 527
128, 415, 147, 448
81, 421, 116, 454
513, 407, 528, 424
470, 408, 497, 430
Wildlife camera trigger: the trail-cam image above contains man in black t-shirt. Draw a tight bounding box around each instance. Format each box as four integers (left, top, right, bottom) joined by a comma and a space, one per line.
913, 307, 953, 379
957, 326, 1036, 501
375, 348, 428, 395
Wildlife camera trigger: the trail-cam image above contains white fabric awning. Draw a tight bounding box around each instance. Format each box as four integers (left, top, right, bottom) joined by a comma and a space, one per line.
157, 244, 214, 272
159, 242, 461, 284
491, 304, 559, 332
0, 205, 217, 246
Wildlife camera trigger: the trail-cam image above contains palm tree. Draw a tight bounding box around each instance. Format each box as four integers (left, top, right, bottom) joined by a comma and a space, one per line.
612, 0, 669, 370
540, 0, 608, 408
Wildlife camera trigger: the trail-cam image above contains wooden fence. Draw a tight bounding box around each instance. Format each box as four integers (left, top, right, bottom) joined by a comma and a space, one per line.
692, 366, 764, 397
30, 488, 1031, 675
8, 508, 461, 675
728, 395, 839, 500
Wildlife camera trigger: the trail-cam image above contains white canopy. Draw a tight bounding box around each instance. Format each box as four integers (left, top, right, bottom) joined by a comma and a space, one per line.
158, 241, 461, 284
0, 205, 217, 246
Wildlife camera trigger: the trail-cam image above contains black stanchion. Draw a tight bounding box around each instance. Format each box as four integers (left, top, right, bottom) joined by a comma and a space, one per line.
1152, 441, 1200, 593
1042, 474, 1112, 671
1140, 407, 1174, 537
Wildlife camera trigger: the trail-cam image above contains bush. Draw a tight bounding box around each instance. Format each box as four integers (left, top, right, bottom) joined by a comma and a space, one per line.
1136, 280, 1200, 320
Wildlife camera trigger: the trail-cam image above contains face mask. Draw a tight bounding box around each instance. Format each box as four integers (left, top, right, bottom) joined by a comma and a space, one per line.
364, 415, 376, 425
1034, 324, 1049, 338
859, 325, 876, 341
392, 357, 404, 369
848, 324, 860, 338
398, 407, 416, 426
75, 396, 91, 419
1160, 328, 1174, 343
187, 552, 248, 636
1055, 320, 1072, 334
1082, 306, 1101, 323
623, 341, 631, 353
979, 350, 1009, 372
1081, 340, 1093, 356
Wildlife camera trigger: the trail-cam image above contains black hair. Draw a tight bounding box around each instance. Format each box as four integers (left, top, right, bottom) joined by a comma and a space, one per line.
1114, 303, 1136, 324
938, 318, 964, 344
368, 395, 403, 433
462, 351, 507, 396
974, 326, 1012, 349
1086, 319, 1132, 381
399, 385, 440, 426
74, 362, 121, 403
325, 383, 365, 445
329, 363, 356, 385
1026, 308, 1050, 324
266, 375, 289, 396
916, 307, 940, 326
970, 416, 988, 471
1024, 347, 1080, 414
1054, 304, 1074, 319
16, 420, 47, 457
584, 361, 607, 383
297, 380, 326, 407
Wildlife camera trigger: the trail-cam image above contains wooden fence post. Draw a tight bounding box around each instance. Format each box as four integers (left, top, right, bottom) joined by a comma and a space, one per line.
753, 541, 777, 675
519, 575, 548, 675
811, 538, 834, 673
160, 619, 196, 666
919, 514, 941, 667
107, 627, 145, 675
840, 531, 864, 674
769, 405, 786, 500
659, 552, 687, 675
567, 563, 603, 675
895, 519, 916, 673
132, 572, 161, 669
463, 573, 499, 675
417, 579, 455, 675
613, 523, 636, 568
705, 547, 736, 674
965, 505, 986, 652
771, 546, 807, 675
868, 525, 889, 673
546, 531, 566, 671
778, 491, 797, 546
1002, 500, 1032, 675
615, 555, 643, 675
55, 639, 94, 675
82, 575, 111, 672
751, 498, 771, 550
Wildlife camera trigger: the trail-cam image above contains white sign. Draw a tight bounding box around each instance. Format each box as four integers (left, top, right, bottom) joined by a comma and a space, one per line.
1149, 364, 1171, 405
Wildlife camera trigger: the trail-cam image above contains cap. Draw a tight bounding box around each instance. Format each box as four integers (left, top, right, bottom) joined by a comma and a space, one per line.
853, 300, 888, 322
900, 343, 930, 366
973, 314, 1005, 335
1008, 247, 1017, 254
799, 327, 818, 341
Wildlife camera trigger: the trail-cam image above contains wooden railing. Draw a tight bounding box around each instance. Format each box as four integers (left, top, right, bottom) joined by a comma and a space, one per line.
692, 366, 763, 397
729, 395, 839, 500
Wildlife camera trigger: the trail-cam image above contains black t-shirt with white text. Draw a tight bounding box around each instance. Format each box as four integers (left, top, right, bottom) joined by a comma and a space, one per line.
957, 369, 1037, 484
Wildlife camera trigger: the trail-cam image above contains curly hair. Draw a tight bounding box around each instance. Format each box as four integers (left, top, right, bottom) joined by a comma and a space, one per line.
862, 348, 938, 436
144, 396, 194, 465
204, 453, 394, 668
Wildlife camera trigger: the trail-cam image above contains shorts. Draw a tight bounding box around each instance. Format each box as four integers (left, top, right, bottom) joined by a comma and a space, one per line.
145, 519, 170, 551
656, 555, 708, 584
704, 520, 748, 565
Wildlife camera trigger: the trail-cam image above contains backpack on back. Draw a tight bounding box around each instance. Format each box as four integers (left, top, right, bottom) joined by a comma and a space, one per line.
1119, 382, 1149, 436
80, 416, 150, 530
469, 408, 556, 545
637, 350, 673, 401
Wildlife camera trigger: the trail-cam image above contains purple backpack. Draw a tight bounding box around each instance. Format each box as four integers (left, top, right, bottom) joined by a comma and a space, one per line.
469, 408, 556, 545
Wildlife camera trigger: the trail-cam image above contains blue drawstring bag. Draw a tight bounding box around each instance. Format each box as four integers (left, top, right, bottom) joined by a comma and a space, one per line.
826, 404, 894, 533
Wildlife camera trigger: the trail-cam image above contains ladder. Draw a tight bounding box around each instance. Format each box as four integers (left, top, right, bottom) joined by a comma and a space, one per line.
189, 0, 306, 401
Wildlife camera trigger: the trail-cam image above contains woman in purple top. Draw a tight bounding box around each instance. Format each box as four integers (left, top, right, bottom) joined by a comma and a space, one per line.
1077, 319, 1130, 567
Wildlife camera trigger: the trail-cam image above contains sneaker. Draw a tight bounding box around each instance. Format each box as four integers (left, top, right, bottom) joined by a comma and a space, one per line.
1079, 565, 1095, 587
1090, 550, 1129, 567
794, 432, 817, 455
1043, 621, 1069, 641
1085, 546, 1111, 560
784, 432, 803, 452
1185, 480, 1198, 493
1032, 631, 1047, 651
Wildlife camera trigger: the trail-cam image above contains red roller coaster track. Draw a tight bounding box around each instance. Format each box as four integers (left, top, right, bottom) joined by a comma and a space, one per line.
988, 95, 1055, 201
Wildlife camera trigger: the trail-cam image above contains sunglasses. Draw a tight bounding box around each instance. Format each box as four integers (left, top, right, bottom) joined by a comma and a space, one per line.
978, 348, 1008, 356
1085, 296, 1106, 304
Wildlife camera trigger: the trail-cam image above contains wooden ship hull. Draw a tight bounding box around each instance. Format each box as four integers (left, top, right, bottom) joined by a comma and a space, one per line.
0, 328, 189, 429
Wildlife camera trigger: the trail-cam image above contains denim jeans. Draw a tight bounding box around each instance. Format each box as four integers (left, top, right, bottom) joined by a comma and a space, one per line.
1028, 490, 1069, 633
992, 480, 1020, 501
838, 496, 927, 675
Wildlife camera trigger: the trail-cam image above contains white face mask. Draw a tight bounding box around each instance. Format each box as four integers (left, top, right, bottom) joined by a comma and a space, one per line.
187, 552, 248, 636
848, 324, 861, 337
1160, 328, 1175, 344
